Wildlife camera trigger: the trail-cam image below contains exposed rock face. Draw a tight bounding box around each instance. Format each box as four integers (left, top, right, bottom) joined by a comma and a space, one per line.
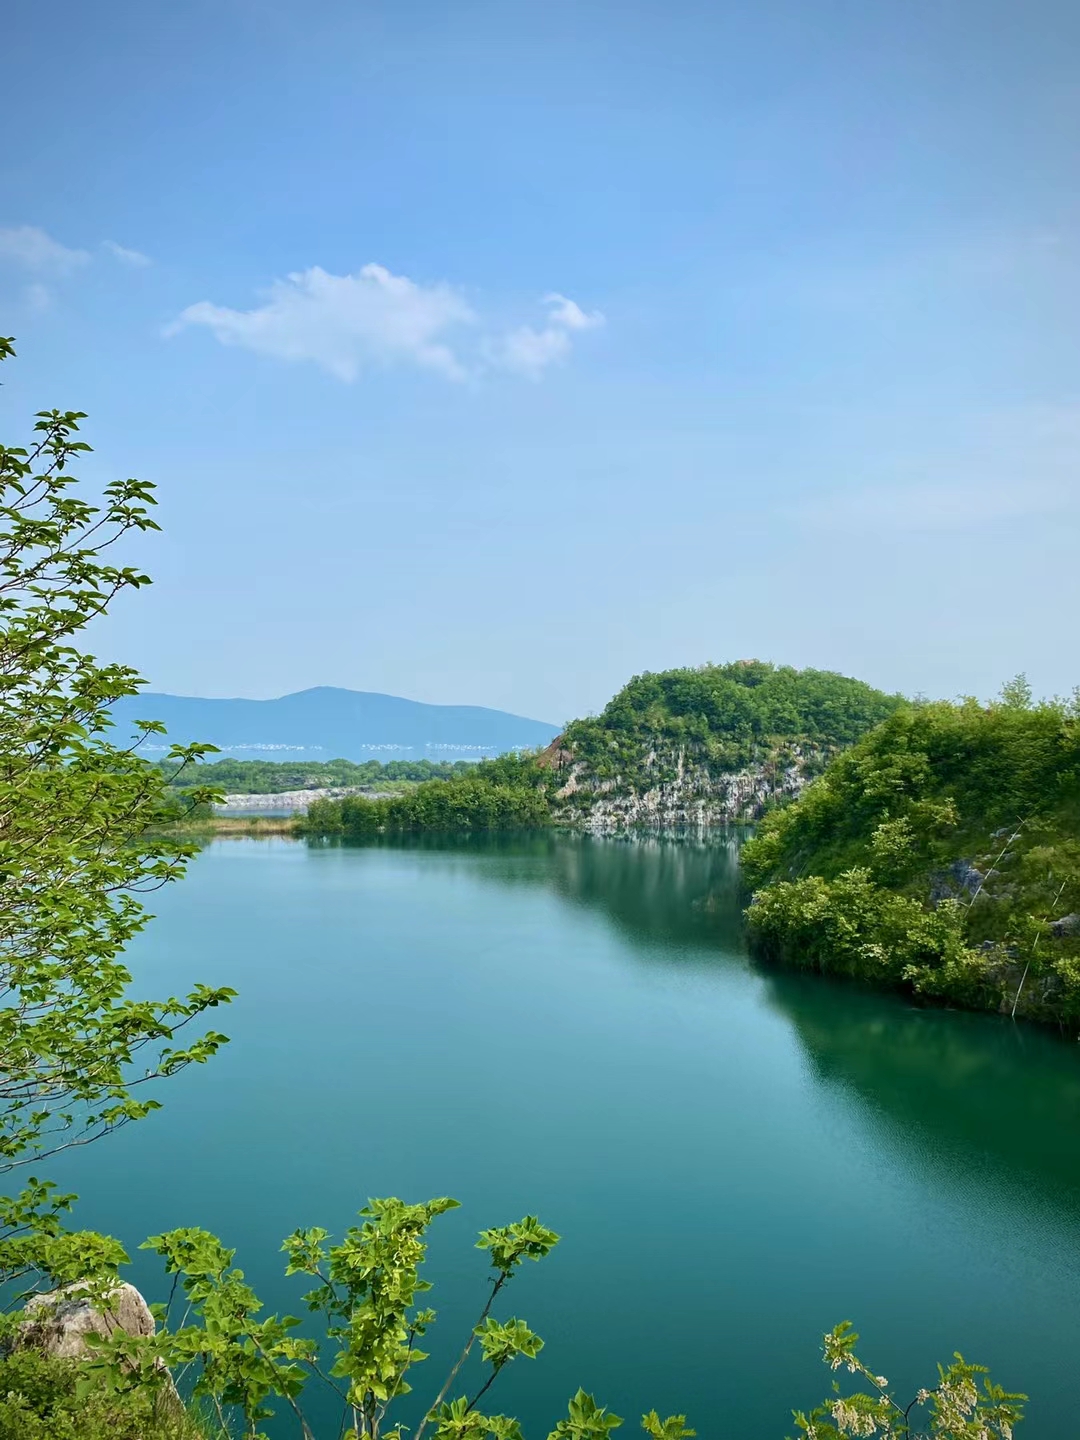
930, 860, 987, 905
547, 740, 822, 832
18, 1281, 156, 1360
1051, 913, 1080, 939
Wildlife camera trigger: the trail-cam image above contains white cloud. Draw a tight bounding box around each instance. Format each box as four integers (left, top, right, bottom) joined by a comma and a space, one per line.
542, 292, 605, 332
0, 225, 90, 275
103, 239, 152, 267
169, 265, 604, 383
494, 324, 573, 377
168, 264, 476, 381
488, 292, 606, 379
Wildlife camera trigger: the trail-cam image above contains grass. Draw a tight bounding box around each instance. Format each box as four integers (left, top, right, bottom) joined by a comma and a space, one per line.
149, 814, 300, 838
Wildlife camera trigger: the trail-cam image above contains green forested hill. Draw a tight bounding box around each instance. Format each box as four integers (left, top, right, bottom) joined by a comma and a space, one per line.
742, 682, 1080, 1029
547, 662, 905, 825
561, 661, 904, 779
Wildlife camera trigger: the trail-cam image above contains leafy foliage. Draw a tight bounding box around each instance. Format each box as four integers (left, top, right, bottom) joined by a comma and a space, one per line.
743, 685, 1080, 1026
640, 1413, 694, 1440
0, 339, 234, 1177
77, 1195, 685, 1440
792, 1322, 1025, 1440
0, 1178, 130, 1297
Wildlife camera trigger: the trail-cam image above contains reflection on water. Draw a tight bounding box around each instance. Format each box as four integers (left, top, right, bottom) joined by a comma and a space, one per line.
492, 830, 1080, 1198
764, 973, 1080, 1200
313, 829, 747, 940
328, 829, 1080, 1201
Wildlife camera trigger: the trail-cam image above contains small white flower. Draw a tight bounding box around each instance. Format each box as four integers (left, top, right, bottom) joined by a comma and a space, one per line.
831, 1401, 856, 1431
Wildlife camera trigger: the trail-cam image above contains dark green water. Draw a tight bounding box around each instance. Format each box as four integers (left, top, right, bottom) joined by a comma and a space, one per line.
57, 834, 1080, 1437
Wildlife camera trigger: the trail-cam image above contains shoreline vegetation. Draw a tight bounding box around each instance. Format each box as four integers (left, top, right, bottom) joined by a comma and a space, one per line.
743, 682, 1080, 1033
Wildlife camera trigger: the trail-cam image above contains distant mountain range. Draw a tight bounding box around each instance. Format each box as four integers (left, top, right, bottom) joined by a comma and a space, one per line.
109, 687, 561, 763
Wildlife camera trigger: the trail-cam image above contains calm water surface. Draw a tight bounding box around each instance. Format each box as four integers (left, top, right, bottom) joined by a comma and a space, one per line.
59, 834, 1080, 1437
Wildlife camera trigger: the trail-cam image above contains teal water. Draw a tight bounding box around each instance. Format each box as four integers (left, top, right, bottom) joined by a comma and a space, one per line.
56, 834, 1080, 1437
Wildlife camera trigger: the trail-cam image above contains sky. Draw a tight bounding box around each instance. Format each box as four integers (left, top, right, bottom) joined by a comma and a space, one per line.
2, 0, 1078, 726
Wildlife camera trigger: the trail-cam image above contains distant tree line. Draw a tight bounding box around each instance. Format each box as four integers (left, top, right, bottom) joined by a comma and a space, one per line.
162, 756, 476, 794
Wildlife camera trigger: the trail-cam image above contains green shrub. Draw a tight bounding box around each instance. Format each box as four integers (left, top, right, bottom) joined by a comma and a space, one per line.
0, 1350, 206, 1440
299, 756, 555, 835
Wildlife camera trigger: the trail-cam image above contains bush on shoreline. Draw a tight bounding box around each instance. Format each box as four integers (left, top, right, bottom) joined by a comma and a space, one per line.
298, 754, 554, 834
742, 685, 1080, 1028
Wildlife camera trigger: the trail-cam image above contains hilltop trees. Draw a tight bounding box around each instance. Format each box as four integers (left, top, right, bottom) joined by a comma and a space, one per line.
560, 662, 905, 782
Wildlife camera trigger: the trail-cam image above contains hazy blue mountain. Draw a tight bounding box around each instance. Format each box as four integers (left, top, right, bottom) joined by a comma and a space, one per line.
109, 687, 560, 763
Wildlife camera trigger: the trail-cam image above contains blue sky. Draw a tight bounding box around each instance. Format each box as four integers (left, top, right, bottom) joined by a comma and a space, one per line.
3, 0, 1078, 725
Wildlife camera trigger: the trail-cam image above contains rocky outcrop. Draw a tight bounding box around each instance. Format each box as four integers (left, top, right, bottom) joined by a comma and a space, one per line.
546, 740, 823, 832
17, 1281, 155, 1359
929, 860, 988, 905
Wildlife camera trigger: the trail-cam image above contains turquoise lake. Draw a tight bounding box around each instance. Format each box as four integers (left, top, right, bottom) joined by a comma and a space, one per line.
57, 833, 1080, 1437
